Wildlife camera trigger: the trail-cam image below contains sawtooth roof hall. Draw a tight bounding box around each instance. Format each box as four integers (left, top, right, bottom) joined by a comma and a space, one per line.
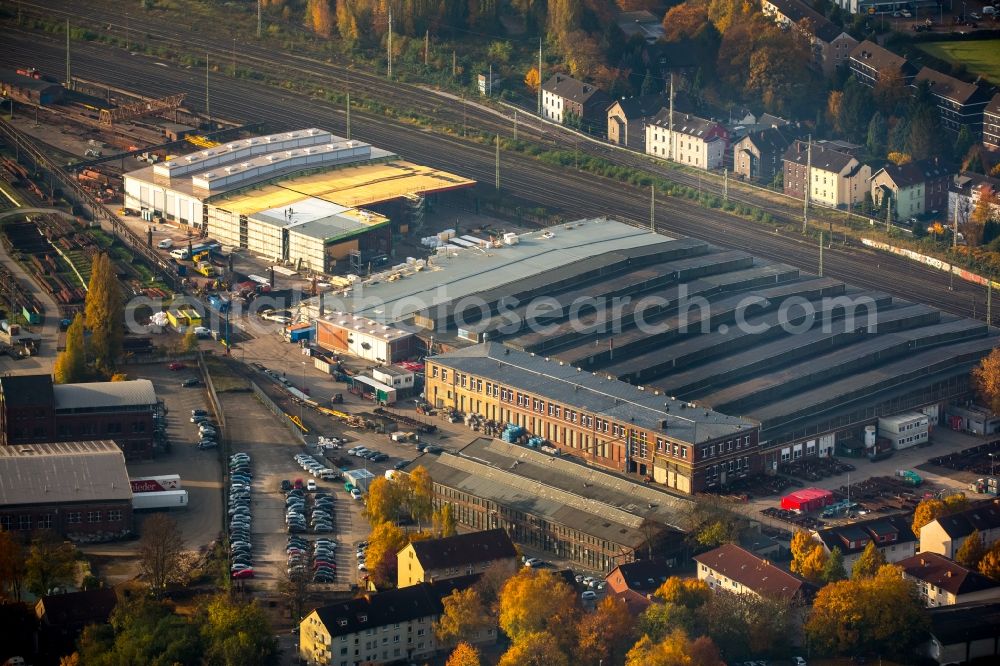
378, 219, 994, 476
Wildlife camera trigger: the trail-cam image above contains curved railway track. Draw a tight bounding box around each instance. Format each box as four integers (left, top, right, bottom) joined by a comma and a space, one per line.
0, 30, 989, 322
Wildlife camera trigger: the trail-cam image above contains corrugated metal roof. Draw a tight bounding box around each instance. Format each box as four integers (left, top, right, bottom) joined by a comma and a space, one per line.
0, 441, 132, 506
52, 380, 157, 411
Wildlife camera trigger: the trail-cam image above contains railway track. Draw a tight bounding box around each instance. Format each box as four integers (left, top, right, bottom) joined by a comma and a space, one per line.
0, 30, 989, 322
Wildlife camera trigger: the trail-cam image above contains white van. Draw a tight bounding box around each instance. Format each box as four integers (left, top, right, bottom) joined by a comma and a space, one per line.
157, 238, 174, 249
169, 248, 189, 260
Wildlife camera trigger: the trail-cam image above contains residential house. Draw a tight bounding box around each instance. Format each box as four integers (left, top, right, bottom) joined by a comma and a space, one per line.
984, 92, 1000, 151
541, 74, 610, 129
913, 67, 993, 135
869, 160, 937, 221
299, 578, 494, 666
783, 140, 871, 209
693, 543, 816, 602
397, 527, 517, 588
849, 40, 916, 89
761, 0, 859, 76
948, 172, 1000, 226
613, 588, 655, 616
605, 558, 673, 596
924, 601, 1000, 665
733, 127, 792, 184
812, 514, 917, 574
607, 94, 668, 149
899, 553, 1000, 607
919, 500, 1000, 559
646, 109, 729, 170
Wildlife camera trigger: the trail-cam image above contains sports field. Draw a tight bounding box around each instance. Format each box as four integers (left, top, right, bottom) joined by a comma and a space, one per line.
915, 39, 1000, 85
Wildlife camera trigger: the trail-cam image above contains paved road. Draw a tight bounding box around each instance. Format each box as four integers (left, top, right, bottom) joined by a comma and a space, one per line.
0, 31, 990, 323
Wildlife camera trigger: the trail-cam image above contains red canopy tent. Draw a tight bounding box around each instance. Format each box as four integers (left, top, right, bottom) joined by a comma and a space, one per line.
780, 488, 834, 513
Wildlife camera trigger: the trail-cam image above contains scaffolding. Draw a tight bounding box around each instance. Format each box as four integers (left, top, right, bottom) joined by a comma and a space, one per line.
99, 92, 186, 126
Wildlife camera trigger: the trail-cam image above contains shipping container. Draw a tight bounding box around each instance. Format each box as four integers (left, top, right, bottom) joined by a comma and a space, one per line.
130, 475, 182, 493
132, 489, 189, 510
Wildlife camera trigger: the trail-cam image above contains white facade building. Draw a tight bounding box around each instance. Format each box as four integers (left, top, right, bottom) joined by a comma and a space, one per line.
878, 412, 929, 450
645, 110, 728, 171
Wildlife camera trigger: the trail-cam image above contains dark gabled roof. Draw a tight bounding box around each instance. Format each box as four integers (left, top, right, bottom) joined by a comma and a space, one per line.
933, 501, 1000, 539
987, 92, 1000, 118
648, 108, 724, 140
764, 0, 849, 43
738, 128, 792, 155
611, 94, 669, 120
873, 158, 954, 189
542, 74, 609, 106
314, 583, 444, 638
929, 601, 1000, 645
782, 140, 856, 174
850, 40, 912, 76
759, 113, 791, 128
814, 514, 916, 556
899, 553, 1000, 596
35, 588, 118, 627
693, 543, 814, 601
613, 588, 654, 615
409, 528, 517, 571
914, 67, 991, 106
606, 558, 672, 593
0, 374, 54, 407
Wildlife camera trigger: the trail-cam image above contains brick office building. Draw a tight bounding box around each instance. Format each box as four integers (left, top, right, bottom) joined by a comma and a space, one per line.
424, 343, 760, 494
0, 375, 157, 460
0, 441, 133, 542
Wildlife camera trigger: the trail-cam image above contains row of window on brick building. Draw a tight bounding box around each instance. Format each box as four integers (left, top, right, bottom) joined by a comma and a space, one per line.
1, 510, 123, 530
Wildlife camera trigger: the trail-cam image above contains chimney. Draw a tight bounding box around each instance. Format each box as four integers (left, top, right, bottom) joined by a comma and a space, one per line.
945, 570, 952, 578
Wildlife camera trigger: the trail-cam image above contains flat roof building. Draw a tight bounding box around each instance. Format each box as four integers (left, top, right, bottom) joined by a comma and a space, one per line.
413, 437, 689, 571
123, 128, 474, 273
0, 441, 133, 541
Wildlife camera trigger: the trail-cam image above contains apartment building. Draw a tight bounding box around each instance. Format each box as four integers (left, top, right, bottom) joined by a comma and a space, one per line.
913, 67, 992, 135
812, 514, 917, 575
899, 553, 1000, 607
783, 140, 870, 209
761, 0, 858, 75
849, 40, 916, 89
645, 110, 729, 171
984, 93, 1000, 151
607, 94, 667, 149
694, 543, 815, 602
919, 500, 1000, 559
732, 127, 792, 184
541, 74, 610, 128
397, 528, 518, 588
299, 579, 494, 666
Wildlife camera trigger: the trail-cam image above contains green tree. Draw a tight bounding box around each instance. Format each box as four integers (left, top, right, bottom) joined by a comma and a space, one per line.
954, 125, 975, 163
703, 589, 795, 657
838, 77, 875, 143
638, 600, 702, 642
84, 253, 124, 374
200, 595, 279, 666
955, 528, 989, 569
822, 546, 847, 583
866, 112, 887, 158
433, 503, 458, 538
79, 593, 202, 666
906, 81, 946, 160
852, 540, 887, 579
25, 535, 77, 597
53, 313, 87, 384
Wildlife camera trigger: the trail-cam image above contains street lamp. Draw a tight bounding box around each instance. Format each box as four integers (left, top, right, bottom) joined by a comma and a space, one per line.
989, 452, 996, 477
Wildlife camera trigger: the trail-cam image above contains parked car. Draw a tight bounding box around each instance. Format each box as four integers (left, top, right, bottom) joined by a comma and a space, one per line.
280, 480, 292, 492
581, 590, 597, 601
524, 558, 542, 568
231, 568, 255, 579
350, 488, 362, 500
306, 480, 317, 491
168, 362, 186, 371
182, 377, 202, 387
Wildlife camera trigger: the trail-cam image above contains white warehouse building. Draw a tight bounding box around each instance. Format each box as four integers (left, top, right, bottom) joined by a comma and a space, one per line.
878, 412, 930, 450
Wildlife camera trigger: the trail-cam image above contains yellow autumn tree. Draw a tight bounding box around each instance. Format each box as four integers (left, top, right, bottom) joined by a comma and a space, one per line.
654, 576, 712, 608
364, 522, 408, 587
979, 541, 1000, 581
498, 568, 578, 649
364, 476, 401, 526
575, 594, 634, 666
306, 0, 334, 37
625, 628, 725, 666
498, 631, 568, 666
790, 529, 827, 582
524, 66, 540, 93
84, 253, 123, 374
445, 641, 481, 666
973, 350, 1000, 413
955, 529, 989, 569
435, 587, 491, 647
53, 313, 86, 384
887, 151, 913, 166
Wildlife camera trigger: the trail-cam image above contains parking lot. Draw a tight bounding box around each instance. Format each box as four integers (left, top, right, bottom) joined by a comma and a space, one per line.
125, 362, 223, 550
